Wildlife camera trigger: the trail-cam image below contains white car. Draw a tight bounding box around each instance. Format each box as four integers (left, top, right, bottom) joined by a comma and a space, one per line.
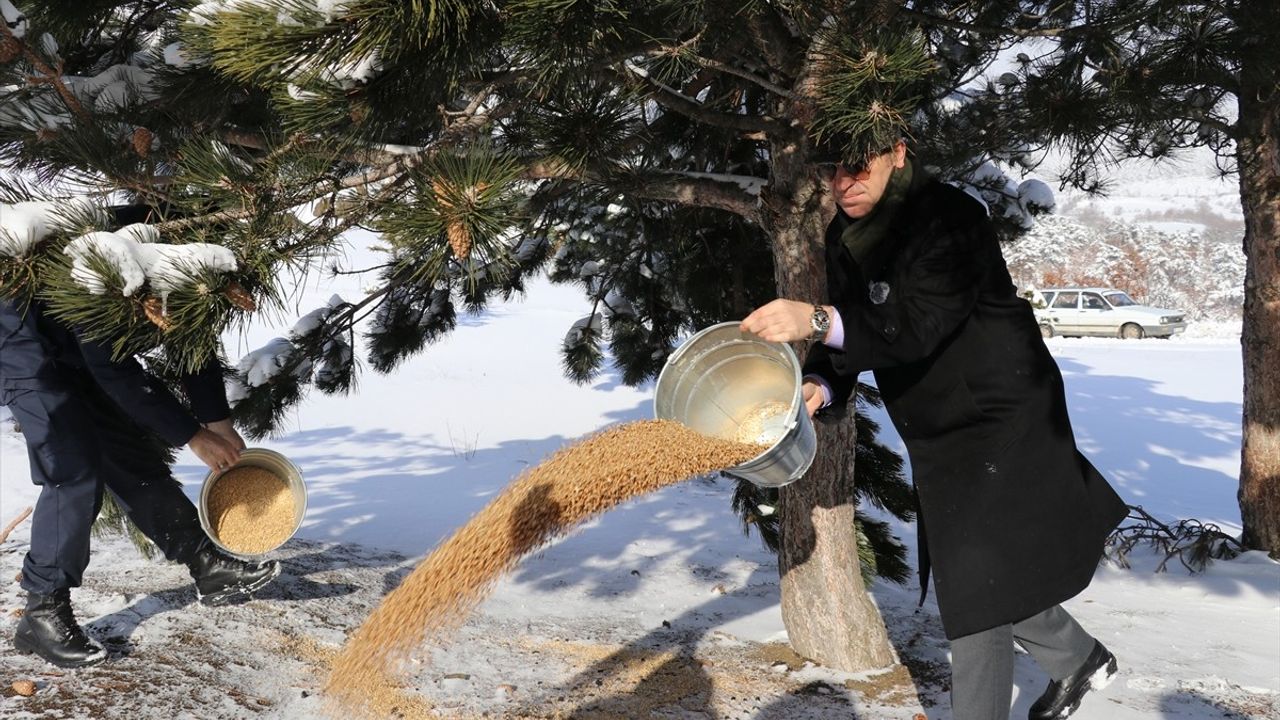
1030, 288, 1188, 339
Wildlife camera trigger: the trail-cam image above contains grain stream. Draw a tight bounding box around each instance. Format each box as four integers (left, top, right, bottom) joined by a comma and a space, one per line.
325, 419, 763, 715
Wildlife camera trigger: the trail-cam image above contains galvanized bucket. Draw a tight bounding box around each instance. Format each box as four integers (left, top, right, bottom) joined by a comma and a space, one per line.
654, 322, 816, 488
197, 447, 307, 559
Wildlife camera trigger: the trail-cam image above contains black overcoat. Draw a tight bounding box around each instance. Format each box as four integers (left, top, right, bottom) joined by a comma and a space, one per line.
804, 174, 1128, 640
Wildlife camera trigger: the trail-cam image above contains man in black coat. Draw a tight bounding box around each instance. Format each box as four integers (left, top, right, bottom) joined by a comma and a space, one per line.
742, 140, 1129, 719
0, 297, 281, 668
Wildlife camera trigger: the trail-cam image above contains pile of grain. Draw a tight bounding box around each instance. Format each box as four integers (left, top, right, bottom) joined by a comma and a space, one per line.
324, 419, 763, 715
207, 466, 296, 555
733, 399, 791, 445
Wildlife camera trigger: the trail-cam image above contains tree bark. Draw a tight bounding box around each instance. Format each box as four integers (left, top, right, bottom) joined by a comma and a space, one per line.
1236, 9, 1280, 556
759, 163, 898, 671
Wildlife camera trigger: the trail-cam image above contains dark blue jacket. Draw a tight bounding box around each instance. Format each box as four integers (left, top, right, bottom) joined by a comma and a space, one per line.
0, 298, 230, 446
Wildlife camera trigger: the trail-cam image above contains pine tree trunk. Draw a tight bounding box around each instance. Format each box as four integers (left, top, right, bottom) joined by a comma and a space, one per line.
1236, 14, 1280, 556
760, 169, 898, 671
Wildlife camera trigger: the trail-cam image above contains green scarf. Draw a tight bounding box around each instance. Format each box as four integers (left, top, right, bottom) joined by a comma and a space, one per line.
839, 158, 914, 264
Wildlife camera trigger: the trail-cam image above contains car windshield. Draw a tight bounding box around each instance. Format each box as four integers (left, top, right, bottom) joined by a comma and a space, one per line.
1104, 292, 1137, 307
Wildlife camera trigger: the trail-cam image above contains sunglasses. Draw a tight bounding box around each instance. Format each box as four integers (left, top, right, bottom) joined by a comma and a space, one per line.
815, 146, 896, 182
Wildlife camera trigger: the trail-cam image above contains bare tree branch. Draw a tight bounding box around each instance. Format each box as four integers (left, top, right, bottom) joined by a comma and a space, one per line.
900, 1, 1163, 42
651, 46, 799, 100
156, 92, 507, 234
0, 506, 33, 545
629, 171, 763, 221
621, 63, 785, 135
519, 159, 762, 221
153, 146, 434, 233
898, 5, 1085, 38
0, 23, 90, 123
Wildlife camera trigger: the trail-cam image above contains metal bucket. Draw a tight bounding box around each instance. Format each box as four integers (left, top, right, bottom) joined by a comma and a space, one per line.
654, 322, 816, 488
197, 447, 307, 559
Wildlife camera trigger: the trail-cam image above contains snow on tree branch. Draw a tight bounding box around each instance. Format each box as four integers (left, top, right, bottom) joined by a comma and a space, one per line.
0, 198, 96, 257
231, 336, 298, 393
0, 0, 27, 39
64, 224, 237, 297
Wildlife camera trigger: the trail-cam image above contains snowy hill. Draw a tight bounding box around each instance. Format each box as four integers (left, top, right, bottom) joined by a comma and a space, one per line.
1003, 213, 1246, 325
1051, 152, 1243, 237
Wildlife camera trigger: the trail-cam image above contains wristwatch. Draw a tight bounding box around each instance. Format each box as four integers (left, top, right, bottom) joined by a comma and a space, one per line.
810, 304, 831, 340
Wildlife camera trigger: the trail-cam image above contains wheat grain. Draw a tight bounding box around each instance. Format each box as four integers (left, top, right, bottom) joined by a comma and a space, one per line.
324, 419, 763, 715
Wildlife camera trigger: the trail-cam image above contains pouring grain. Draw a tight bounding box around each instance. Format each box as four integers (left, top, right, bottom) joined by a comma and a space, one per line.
325, 419, 764, 715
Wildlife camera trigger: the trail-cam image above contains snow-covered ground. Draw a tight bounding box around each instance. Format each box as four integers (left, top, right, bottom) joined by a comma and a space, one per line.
1051, 152, 1243, 236
1, 230, 1276, 718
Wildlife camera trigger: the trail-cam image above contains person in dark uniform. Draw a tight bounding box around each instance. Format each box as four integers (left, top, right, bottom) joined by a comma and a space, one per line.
741, 140, 1129, 720
1, 296, 281, 669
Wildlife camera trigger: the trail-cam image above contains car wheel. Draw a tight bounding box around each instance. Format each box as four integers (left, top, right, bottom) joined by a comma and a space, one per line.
1040, 323, 1054, 339
1120, 323, 1145, 340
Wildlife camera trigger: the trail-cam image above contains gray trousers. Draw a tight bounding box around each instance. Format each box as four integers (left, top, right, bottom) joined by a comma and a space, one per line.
950, 605, 1097, 720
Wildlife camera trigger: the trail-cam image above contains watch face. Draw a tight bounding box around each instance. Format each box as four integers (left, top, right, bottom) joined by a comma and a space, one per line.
812, 307, 830, 334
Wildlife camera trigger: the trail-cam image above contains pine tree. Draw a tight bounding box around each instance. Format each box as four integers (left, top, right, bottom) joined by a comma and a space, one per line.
1, 1, 1274, 675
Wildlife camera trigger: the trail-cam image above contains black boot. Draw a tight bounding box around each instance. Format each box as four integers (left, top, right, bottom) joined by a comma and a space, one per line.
187, 541, 281, 606
13, 589, 108, 668
1029, 641, 1118, 720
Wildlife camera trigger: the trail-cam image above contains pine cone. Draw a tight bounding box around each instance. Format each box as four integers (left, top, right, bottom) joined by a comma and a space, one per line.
131, 127, 154, 158
142, 297, 172, 331
223, 280, 257, 311
0, 37, 21, 65
432, 179, 491, 209
34, 128, 57, 143
433, 179, 490, 259
447, 220, 472, 260
432, 179, 455, 210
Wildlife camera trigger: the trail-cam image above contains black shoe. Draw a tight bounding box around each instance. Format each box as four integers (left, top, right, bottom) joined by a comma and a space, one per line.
13, 589, 108, 669
187, 541, 281, 606
1029, 641, 1118, 720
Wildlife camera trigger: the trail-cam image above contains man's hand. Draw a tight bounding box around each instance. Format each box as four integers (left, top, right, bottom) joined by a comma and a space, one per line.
741, 299, 817, 343
189, 428, 241, 473
203, 418, 246, 453
801, 380, 825, 418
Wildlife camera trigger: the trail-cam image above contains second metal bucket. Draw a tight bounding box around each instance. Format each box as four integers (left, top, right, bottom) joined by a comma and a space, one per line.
654, 322, 816, 488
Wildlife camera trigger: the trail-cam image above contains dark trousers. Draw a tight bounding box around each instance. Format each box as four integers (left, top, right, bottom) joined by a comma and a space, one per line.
950, 604, 1097, 719
4, 370, 205, 595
